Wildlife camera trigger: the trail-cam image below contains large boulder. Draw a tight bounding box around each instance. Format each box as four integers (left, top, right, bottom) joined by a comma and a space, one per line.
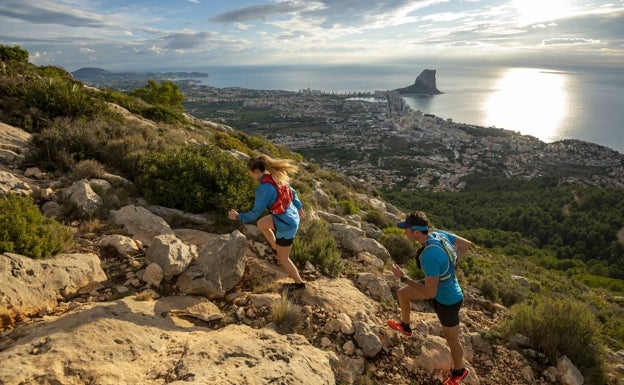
61, 179, 104, 217
329, 223, 391, 260
175, 230, 247, 299
109, 205, 175, 247
0, 252, 106, 328
145, 234, 197, 280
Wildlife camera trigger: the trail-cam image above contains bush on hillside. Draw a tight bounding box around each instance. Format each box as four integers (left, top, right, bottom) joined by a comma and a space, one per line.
501, 295, 607, 383
291, 218, 343, 277
129, 80, 184, 111
136, 146, 255, 214
0, 57, 104, 132
0, 194, 72, 259
363, 209, 391, 229
32, 116, 160, 177
337, 198, 359, 215
0, 44, 29, 63
380, 232, 418, 264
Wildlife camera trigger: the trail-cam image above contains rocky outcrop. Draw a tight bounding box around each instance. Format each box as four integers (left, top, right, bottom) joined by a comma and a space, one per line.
0, 122, 32, 165
0, 253, 106, 328
0, 297, 336, 385
394, 69, 442, 95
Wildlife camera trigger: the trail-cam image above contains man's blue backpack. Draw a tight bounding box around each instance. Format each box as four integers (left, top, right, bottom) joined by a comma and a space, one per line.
420, 232, 458, 281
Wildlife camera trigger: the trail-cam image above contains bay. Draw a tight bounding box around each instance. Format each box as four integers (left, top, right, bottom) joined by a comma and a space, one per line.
187, 63, 624, 154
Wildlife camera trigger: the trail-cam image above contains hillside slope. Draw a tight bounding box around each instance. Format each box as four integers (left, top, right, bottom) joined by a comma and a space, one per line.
0, 49, 622, 384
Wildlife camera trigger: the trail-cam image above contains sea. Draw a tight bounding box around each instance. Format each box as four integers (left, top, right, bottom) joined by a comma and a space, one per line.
179, 63, 624, 154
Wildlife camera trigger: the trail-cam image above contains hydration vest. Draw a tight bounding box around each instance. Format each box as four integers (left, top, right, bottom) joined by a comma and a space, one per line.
260, 174, 293, 215
419, 232, 458, 282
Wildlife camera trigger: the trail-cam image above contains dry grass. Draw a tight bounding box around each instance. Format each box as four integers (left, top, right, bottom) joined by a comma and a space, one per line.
270, 291, 302, 334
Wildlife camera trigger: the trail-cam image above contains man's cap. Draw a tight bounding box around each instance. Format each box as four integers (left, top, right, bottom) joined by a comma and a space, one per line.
397, 212, 428, 231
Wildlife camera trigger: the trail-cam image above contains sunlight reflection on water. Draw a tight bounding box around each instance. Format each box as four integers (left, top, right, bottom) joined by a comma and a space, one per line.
483, 68, 567, 141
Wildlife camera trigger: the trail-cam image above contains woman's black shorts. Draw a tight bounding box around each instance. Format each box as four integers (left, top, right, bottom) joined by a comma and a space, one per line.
429, 298, 463, 327
276, 237, 294, 247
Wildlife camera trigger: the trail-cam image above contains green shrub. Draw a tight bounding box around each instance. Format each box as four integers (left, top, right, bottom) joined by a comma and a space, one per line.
128, 80, 184, 111
337, 198, 358, 215
142, 105, 185, 124
380, 233, 418, 264
71, 159, 106, 181
291, 218, 343, 277
33, 115, 161, 177
0, 194, 72, 259
363, 209, 390, 228
213, 132, 250, 153
501, 295, 606, 383
405, 258, 424, 280
0, 44, 29, 63
136, 145, 255, 214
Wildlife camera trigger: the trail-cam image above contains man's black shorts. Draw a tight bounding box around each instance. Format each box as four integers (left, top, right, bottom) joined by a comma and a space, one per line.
429, 298, 463, 327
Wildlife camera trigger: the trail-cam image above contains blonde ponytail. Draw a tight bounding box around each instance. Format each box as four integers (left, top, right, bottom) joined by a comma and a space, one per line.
247, 154, 298, 185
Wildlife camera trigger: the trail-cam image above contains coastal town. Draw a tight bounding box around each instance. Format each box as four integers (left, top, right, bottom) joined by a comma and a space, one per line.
179, 83, 624, 192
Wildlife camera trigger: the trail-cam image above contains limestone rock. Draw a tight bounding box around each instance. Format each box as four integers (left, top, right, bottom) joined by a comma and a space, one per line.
557, 355, 584, 385
99, 234, 140, 257
142, 262, 164, 287
0, 170, 32, 195
300, 277, 380, 318
329, 223, 391, 260
395, 69, 442, 95
61, 179, 103, 216
0, 122, 32, 165
313, 187, 330, 209
109, 204, 175, 247
353, 311, 382, 357
0, 252, 106, 328
145, 234, 196, 280
175, 230, 247, 299
0, 297, 335, 385
356, 272, 393, 301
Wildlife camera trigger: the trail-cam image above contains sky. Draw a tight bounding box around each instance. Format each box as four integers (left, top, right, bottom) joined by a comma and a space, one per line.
0, 0, 623, 72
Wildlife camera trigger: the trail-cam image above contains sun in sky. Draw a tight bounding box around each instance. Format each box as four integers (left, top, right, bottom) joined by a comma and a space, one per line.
512, 0, 572, 25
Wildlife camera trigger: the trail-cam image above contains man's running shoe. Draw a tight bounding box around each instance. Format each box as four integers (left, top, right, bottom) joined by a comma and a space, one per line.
387, 319, 412, 337
443, 368, 469, 385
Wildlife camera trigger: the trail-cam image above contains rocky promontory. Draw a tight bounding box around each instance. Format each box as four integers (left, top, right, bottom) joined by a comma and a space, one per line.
394, 69, 442, 95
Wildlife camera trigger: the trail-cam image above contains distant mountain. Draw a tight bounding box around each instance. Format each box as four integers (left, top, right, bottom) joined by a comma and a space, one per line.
71, 67, 208, 86
394, 69, 441, 95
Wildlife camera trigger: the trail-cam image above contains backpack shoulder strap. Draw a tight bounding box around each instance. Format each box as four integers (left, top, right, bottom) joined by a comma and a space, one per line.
421, 232, 457, 281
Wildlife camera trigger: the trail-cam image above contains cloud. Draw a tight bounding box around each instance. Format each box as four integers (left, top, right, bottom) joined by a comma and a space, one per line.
541, 37, 599, 46
210, 1, 321, 24
0, 0, 109, 27
162, 32, 216, 50
160, 31, 252, 53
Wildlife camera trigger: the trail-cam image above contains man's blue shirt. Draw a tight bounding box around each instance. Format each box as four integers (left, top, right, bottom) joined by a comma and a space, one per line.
420, 230, 463, 305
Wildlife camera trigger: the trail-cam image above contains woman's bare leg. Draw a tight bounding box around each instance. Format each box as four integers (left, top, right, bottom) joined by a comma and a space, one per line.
275, 245, 304, 283
257, 215, 277, 249
256, 215, 303, 283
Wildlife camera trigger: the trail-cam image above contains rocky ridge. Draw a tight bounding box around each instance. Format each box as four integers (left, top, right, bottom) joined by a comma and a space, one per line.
0, 120, 615, 385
